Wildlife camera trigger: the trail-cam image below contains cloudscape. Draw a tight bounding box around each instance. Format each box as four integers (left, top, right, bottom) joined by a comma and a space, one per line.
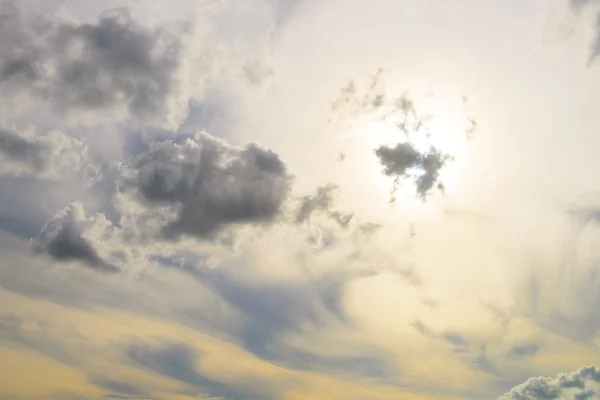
3, 0, 600, 399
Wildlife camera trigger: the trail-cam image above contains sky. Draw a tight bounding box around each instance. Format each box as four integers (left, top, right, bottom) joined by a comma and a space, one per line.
4, 0, 600, 399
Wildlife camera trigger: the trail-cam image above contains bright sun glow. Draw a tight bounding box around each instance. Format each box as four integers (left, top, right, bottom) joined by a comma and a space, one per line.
349, 92, 472, 204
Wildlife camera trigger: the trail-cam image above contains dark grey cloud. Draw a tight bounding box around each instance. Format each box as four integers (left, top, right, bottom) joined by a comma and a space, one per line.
127, 340, 270, 400
375, 143, 420, 176
30, 202, 118, 272
375, 143, 451, 199
120, 132, 292, 240
296, 184, 353, 228
0, 0, 194, 128
498, 366, 600, 399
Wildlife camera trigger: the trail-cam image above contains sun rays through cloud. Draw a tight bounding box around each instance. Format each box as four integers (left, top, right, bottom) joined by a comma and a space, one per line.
2, 0, 600, 399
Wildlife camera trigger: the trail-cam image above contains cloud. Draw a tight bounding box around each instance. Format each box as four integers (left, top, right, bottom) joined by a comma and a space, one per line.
498, 366, 600, 399
295, 184, 353, 228
269, 0, 314, 26
0, 0, 204, 128
168, 261, 396, 381
330, 68, 387, 119
569, 0, 600, 63
0, 128, 46, 172
118, 131, 292, 241
375, 143, 451, 199
30, 202, 118, 272
507, 342, 542, 359
91, 377, 145, 397
516, 210, 600, 342
330, 76, 459, 201
375, 143, 421, 177
0, 314, 79, 366
127, 340, 269, 400
0, 128, 96, 181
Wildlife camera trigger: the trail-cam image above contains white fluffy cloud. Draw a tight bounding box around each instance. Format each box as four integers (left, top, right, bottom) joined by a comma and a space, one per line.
499, 366, 600, 399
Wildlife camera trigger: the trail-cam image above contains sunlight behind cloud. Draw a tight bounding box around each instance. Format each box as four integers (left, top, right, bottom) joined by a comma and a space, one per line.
5, 0, 600, 399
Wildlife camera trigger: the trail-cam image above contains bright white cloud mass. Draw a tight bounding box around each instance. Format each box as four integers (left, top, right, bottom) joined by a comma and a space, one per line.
4, 0, 600, 399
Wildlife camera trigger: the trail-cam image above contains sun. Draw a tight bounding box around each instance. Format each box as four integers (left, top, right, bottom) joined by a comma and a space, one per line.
349, 91, 473, 204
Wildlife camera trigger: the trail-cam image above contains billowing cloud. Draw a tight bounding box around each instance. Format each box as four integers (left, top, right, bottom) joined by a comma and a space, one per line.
118, 132, 292, 241
0, 0, 202, 128
30, 202, 118, 272
0, 128, 95, 180
498, 366, 600, 399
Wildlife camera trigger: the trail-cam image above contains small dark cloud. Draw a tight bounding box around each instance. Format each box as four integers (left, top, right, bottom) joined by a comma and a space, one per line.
30, 203, 118, 273
375, 143, 420, 177
120, 132, 292, 240
375, 143, 451, 199
498, 366, 600, 399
